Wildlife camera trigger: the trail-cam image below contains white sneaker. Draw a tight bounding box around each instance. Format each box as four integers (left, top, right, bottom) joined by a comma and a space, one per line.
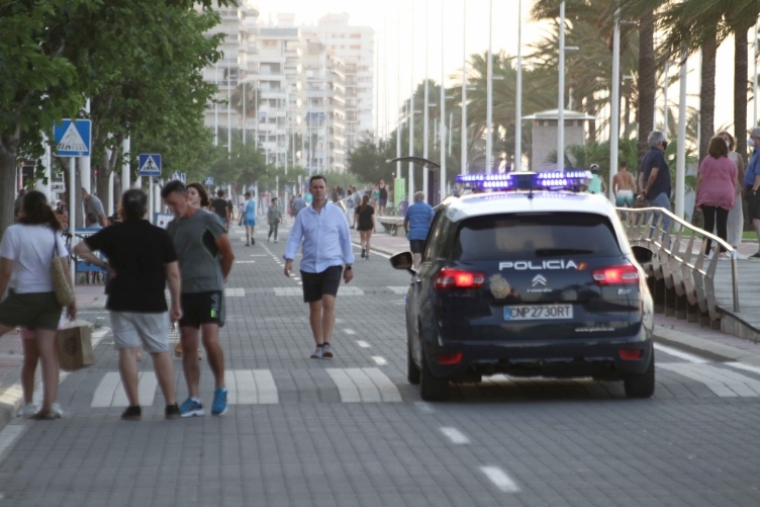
51, 403, 64, 417
21, 404, 37, 419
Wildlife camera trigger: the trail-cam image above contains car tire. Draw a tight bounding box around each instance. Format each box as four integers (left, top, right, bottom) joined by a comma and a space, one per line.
624, 350, 655, 398
420, 349, 449, 401
407, 339, 421, 385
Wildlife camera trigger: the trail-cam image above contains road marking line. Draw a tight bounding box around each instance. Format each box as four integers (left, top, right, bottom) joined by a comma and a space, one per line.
355, 340, 370, 348
362, 367, 402, 402
90, 372, 122, 407
352, 243, 392, 259
726, 362, 760, 377
344, 368, 382, 402
440, 427, 470, 444
225, 288, 246, 297
344, 329, 356, 335
654, 343, 708, 364
480, 466, 519, 492
253, 369, 279, 404
92, 372, 158, 408
372, 356, 387, 366
326, 369, 361, 403
235, 261, 256, 264
387, 286, 409, 294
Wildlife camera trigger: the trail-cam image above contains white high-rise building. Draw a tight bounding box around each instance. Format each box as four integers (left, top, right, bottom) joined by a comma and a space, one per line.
203, 7, 373, 174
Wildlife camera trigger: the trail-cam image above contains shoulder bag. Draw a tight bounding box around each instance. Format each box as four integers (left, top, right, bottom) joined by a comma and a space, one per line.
50, 231, 74, 307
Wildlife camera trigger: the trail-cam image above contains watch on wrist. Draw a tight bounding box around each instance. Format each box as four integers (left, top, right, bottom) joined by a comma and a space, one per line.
345, 265, 352, 270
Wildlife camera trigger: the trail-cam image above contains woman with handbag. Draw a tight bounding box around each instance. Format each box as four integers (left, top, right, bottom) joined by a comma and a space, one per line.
695, 136, 738, 256
0, 191, 76, 420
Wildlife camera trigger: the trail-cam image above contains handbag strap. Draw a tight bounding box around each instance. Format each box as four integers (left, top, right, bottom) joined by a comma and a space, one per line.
51, 230, 60, 260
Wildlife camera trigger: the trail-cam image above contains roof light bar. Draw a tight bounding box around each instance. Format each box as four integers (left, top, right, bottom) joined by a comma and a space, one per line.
455, 170, 592, 192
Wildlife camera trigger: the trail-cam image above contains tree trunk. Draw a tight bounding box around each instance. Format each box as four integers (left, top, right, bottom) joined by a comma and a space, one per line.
637, 9, 656, 173
699, 31, 717, 164
735, 24, 751, 164
0, 138, 19, 238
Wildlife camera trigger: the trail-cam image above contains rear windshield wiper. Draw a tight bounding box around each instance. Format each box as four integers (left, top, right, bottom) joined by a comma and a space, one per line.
534, 248, 594, 257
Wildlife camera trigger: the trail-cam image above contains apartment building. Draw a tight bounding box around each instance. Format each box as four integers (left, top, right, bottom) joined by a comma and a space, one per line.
203, 5, 373, 174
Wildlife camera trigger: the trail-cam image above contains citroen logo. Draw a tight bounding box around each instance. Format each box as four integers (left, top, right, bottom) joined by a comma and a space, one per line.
532, 274, 547, 287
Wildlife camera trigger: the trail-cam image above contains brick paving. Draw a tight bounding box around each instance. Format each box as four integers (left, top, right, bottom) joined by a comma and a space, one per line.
0, 224, 758, 506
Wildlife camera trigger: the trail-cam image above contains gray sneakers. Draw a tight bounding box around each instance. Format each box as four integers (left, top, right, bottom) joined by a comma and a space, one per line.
310, 346, 324, 359
322, 343, 333, 358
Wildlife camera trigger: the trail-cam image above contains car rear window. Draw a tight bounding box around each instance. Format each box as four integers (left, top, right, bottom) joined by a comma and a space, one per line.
452, 212, 621, 261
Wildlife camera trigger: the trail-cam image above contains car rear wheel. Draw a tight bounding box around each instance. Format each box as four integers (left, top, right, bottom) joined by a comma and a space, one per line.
420, 349, 449, 401
407, 339, 420, 385
624, 351, 655, 398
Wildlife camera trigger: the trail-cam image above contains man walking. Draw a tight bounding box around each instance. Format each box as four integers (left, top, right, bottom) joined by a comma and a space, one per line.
613, 160, 637, 207
81, 187, 107, 227
744, 128, 760, 259
161, 181, 235, 417
210, 189, 231, 230
404, 191, 435, 268
73, 189, 181, 420
283, 175, 354, 359
378, 179, 388, 215
639, 131, 672, 232
292, 193, 307, 217
267, 197, 282, 243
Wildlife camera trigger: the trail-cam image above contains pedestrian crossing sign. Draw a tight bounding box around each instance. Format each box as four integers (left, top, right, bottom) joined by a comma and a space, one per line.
138, 154, 162, 177
53, 119, 91, 156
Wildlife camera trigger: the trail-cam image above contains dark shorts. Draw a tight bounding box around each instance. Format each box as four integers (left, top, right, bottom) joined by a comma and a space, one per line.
179, 291, 225, 329
747, 186, 760, 220
0, 291, 62, 331
409, 239, 426, 254
301, 266, 343, 303
379, 199, 388, 207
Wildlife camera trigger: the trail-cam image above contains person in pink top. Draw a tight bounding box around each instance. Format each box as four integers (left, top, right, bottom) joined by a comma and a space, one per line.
695, 136, 738, 254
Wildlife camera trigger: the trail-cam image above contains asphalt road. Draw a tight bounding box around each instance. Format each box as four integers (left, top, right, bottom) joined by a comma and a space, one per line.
0, 223, 759, 507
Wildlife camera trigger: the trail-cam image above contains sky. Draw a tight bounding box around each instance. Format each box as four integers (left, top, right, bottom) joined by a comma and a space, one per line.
252, 0, 755, 143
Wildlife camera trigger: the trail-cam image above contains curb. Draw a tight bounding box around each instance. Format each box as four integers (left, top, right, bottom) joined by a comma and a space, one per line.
653, 326, 760, 366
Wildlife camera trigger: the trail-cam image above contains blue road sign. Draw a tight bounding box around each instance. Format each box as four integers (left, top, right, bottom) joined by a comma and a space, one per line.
138, 154, 162, 177
205, 176, 215, 186
53, 119, 91, 156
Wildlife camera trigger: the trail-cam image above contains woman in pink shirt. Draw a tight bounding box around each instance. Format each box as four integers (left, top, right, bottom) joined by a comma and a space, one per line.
695, 136, 738, 254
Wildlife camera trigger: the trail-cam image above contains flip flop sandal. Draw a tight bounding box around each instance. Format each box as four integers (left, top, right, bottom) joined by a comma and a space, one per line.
32, 410, 61, 420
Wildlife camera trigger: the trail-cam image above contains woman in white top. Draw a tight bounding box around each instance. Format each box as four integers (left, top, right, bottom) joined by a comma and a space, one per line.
719, 131, 746, 248
0, 191, 75, 420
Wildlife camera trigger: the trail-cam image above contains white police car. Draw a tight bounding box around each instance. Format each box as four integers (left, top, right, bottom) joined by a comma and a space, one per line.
390, 171, 655, 401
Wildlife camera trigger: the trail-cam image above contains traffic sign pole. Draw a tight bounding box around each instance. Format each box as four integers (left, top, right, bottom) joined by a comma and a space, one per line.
149, 178, 154, 224
69, 157, 76, 286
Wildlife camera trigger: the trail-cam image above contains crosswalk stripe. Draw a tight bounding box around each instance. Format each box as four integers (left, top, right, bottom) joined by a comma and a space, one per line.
387, 286, 408, 294
326, 368, 401, 403
223, 369, 279, 404
658, 363, 760, 397
225, 288, 245, 297
91, 372, 158, 407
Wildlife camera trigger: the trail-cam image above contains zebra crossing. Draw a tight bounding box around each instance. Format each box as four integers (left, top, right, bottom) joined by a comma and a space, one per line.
225, 286, 408, 297
86, 367, 402, 408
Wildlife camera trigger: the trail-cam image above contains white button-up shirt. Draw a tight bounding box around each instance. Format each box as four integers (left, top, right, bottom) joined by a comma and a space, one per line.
284, 202, 355, 273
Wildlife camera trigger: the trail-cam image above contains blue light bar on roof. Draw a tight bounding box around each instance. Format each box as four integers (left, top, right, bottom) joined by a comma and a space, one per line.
455, 170, 592, 192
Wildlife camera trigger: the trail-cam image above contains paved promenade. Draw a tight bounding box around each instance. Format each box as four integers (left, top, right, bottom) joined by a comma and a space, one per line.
0, 223, 758, 506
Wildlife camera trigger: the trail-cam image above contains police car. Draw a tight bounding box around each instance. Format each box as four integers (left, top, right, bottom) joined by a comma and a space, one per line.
390, 171, 655, 401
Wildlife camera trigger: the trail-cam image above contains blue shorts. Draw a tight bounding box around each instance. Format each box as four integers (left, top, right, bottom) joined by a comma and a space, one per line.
243, 217, 256, 226
379, 199, 387, 207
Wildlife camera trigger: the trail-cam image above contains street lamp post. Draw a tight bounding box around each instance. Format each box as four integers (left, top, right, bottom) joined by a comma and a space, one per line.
485, 0, 493, 174
424, 0, 430, 197
461, 0, 467, 175
676, 47, 687, 218
557, 1, 566, 171
409, 1, 415, 201
396, 5, 402, 182
440, 0, 445, 201
609, 6, 621, 200
515, 0, 523, 171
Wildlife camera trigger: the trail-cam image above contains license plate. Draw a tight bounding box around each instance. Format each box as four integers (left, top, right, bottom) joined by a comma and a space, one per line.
504, 304, 573, 321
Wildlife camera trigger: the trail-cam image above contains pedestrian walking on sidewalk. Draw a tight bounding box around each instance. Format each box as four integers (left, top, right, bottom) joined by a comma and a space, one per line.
355, 195, 375, 259
210, 189, 231, 231
82, 187, 107, 227
613, 161, 636, 207
74, 189, 182, 420
267, 197, 282, 243
0, 191, 76, 420
404, 192, 435, 268
292, 194, 307, 217
639, 131, 672, 234
242, 192, 256, 246
695, 136, 738, 255
162, 181, 236, 417
283, 175, 355, 359
718, 131, 745, 248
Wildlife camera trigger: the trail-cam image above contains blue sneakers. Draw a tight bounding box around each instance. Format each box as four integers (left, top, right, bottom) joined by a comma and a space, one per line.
179, 397, 204, 418
212, 387, 228, 416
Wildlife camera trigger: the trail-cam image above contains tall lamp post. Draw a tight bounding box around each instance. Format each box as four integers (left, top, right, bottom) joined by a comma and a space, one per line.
409, 1, 415, 201
485, 0, 494, 173
515, 0, 523, 171
609, 6, 621, 200
439, 0, 445, 200
423, 0, 430, 198
461, 0, 467, 175
557, 1, 566, 171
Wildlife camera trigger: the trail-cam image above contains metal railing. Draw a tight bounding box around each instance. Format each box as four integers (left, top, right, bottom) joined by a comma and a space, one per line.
618, 206, 739, 320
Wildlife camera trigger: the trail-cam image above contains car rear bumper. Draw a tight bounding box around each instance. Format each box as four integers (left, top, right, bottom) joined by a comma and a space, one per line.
424, 333, 653, 380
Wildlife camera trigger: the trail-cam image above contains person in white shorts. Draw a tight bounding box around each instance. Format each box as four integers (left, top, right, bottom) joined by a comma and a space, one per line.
74, 189, 182, 420
613, 160, 637, 206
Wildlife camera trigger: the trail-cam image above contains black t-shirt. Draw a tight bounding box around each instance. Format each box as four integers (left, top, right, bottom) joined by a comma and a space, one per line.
356, 205, 375, 231
379, 185, 388, 200
641, 148, 671, 200
85, 220, 178, 312
210, 198, 228, 221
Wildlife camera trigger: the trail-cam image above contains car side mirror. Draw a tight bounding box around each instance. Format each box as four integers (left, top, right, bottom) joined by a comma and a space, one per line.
390, 251, 415, 274
632, 246, 653, 264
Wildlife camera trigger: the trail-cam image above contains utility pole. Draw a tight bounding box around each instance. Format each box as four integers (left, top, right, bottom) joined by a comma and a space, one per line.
557, 1, 566, 171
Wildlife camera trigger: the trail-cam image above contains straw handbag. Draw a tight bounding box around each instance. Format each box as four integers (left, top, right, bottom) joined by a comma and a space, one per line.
50, 233, 74, 306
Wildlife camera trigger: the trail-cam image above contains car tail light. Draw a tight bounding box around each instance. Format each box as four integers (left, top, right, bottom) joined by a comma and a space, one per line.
435, 268, 485, 290
592, 265, 639, 285
437, 352, 463, 365
619, 349, 643, 360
